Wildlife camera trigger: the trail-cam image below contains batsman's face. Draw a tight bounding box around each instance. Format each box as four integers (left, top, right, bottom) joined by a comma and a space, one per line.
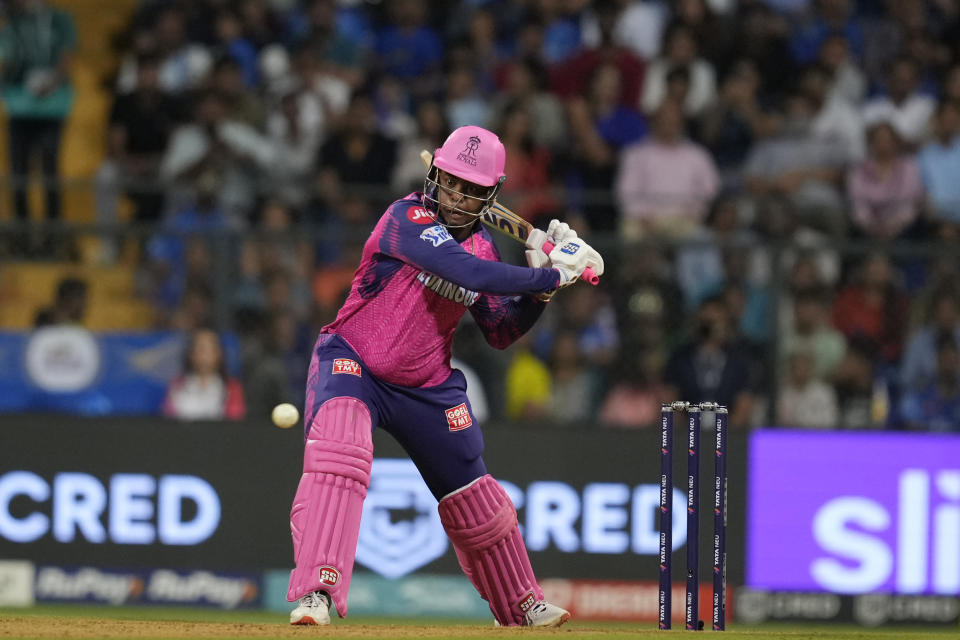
436, 169, 487, 225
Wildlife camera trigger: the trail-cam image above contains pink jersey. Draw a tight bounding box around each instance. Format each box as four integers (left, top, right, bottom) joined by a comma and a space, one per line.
322, 193, 559, 387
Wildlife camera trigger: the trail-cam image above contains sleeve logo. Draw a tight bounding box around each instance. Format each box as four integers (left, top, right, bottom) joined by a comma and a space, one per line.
420, 225, 453, 247
332, 358, 361, 376
406, 207, 435, 225
445, 403, 473, 431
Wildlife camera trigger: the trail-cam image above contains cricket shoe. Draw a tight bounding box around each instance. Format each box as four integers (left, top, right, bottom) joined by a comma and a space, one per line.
290, 590, 331, 625
495, 601, 571, 627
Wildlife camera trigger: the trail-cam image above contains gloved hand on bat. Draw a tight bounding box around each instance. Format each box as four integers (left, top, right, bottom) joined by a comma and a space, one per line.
525, 219, 604, 289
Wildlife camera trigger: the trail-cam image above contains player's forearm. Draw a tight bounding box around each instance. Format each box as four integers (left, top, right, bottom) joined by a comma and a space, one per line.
472, 295, 548, 350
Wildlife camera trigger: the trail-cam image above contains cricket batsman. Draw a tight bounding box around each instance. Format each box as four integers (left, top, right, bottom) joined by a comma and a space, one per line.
286, 125, 603, 627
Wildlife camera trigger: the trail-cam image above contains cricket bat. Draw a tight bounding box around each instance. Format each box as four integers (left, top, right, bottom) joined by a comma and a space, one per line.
419, 150, 599, 285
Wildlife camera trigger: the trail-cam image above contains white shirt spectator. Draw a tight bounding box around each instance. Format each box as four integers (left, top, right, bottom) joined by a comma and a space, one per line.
641, 58, 717, 117
861, 93, 936, 145
777, 379, 839, 428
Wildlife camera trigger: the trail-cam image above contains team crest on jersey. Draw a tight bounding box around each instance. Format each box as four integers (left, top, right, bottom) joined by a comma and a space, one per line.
332, 358, 361, 377
420, 225, 453, 247
407, 207, 434, 225
416, 271, 480, 307
318, 566, 340, 586
445, 403, 472, 431
457, 136, 481, 166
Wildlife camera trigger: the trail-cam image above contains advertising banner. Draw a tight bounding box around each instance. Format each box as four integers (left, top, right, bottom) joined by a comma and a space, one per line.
0, 330, 240, 415
0, 416, 747, 585
747, 430, 960, 596
34, 565, 260, 608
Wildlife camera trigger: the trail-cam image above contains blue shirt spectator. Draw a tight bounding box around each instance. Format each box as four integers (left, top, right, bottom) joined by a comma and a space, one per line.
918, 102, 960, 226
899, 333, 960, 432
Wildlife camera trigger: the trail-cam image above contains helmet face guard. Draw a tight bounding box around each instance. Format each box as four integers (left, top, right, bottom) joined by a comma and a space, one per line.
423, 125, 507, 230
422, 165, 504, 229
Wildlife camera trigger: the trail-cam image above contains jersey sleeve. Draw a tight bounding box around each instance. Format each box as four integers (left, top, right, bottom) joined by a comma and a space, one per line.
469, 293, 548, 350
379, 200, 560, 296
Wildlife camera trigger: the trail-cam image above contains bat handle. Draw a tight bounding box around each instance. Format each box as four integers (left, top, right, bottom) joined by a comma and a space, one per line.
542, 241, 600, 286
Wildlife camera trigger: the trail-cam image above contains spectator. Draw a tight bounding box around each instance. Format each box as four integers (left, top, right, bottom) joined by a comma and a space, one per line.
564, 61, 647, 233
393, 100, 449, 193
265, 90, 321, 208
831, 252, 909, 365
641, 21, 717, 118
776, 348, 840, 429
698, 59, 780, 179
801, 63, 864, 161
496, 101, 560, 224
900, 286, 960, 393
833, 337, 883, 429
599, 349, 671, 429
918, 100, 960, 231
818, 33, 866, 106
116, 5, 211, 95
616, 101, 720, 240
96, 53, 181, 262
664, 295, 755, 428
607, 0, 668, 61
490, 57, 566, 152
505, 333, 551, 421
533, 284, 619, 370
243, 310, 308, 419
731, 4, 798, 102
0, 0, 76, 256
547, 330, 596, 424
159, 89, 271, 219
554, 0, 645, 109
163, 327, 245, 421
33, 277, 88, 327
861, 57, 936, 146
899, 332, 960, 432
789, 0, 864, 66
374, 0, 443, 99
211, 55, 265, 130
781, 288, 847, 381
315, 91, 397, 210
444, 62, 490, 130
743, 92, 849, 236
846, 120, 923, 239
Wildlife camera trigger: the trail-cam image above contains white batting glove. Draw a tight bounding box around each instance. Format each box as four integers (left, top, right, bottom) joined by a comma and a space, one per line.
525, 228, 551, 269
546, 219, 579, 246
549, 239, 592, 289
585, 245, 605, 278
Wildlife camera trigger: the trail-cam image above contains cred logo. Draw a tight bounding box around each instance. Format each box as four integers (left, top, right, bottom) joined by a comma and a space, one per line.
318, 566, 340, 586
406, 207, 434, 225
332, 359, 361, 377
445, 404, 472, 431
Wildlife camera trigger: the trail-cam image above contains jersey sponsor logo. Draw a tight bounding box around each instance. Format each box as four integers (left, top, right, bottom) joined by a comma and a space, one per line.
415, 271, 479, 307
332, 358, 361, 377
318, 566, 340, 586
406, 207, 434, 225
559, 242, 580, 255
420, 225, 453, 247
445, 403, 472, 431
518, 591, 537, 612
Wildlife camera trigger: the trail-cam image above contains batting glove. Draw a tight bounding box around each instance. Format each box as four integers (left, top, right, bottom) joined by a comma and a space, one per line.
549, 239, 592, 289
546, 219, 579, 246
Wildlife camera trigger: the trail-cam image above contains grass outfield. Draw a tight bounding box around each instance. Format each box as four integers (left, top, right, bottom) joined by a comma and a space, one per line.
0, 606, 957, 640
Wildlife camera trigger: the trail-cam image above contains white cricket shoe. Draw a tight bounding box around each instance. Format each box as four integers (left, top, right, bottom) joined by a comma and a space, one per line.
495, 601, 571, 627
290, 590, 331, 625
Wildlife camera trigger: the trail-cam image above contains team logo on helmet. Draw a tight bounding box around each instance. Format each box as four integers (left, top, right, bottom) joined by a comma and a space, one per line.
456, 136, 481, 167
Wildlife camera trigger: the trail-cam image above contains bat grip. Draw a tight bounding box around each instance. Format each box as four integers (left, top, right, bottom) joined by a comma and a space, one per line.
542, 241, 600, 286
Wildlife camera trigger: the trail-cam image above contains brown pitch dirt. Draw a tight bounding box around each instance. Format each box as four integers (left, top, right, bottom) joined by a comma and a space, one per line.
0, 618, 564, 640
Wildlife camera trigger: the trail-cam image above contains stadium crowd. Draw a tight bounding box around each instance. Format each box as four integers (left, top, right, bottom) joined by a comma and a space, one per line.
5, 0, 960, 431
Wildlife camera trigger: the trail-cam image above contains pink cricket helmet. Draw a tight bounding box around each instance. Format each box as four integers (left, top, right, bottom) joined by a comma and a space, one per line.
432, 126, 506, 187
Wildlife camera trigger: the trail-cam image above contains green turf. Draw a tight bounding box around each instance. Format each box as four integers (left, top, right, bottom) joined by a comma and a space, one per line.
1, 605, 957, 640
